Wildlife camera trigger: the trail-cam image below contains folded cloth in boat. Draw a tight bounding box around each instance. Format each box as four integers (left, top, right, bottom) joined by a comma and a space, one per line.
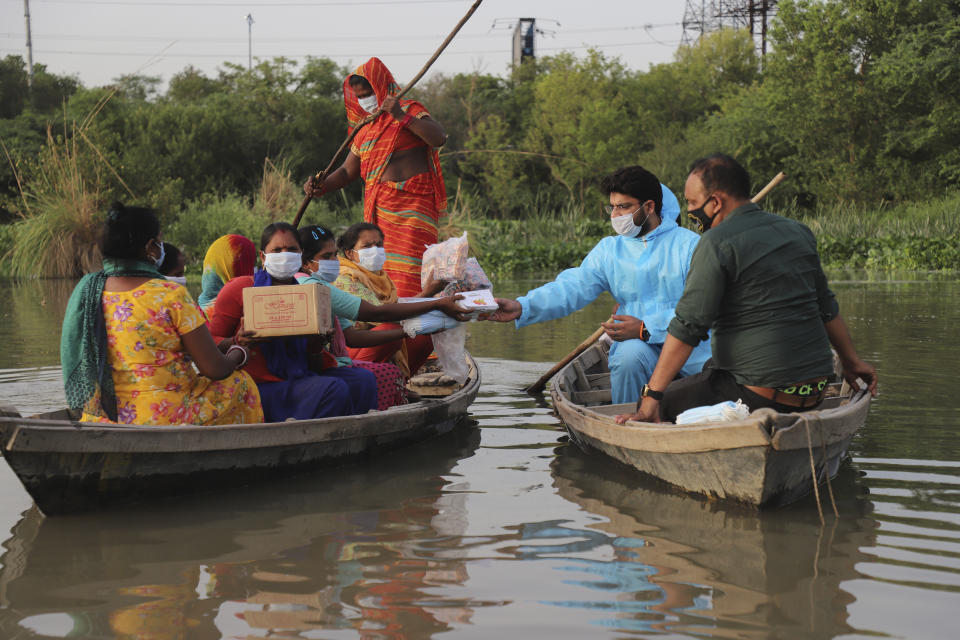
401, 310, 462, 338
675, 399, 750, 425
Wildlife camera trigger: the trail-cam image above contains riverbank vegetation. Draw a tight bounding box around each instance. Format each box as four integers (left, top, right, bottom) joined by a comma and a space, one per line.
1, 0, 958, 277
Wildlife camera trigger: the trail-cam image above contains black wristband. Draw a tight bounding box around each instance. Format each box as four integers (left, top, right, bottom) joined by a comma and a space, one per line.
641, 384, 664, 401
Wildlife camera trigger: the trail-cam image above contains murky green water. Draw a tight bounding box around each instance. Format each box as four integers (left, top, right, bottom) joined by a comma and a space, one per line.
0, 272, 959, 639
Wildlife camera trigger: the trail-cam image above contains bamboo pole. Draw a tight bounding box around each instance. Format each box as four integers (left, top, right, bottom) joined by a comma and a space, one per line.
524, 171, 788, 396
293, 0, 484, 228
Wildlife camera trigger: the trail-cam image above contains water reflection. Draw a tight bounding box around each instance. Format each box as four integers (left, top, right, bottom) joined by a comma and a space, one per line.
547, 443, 881, 637
0, 425, 483, 639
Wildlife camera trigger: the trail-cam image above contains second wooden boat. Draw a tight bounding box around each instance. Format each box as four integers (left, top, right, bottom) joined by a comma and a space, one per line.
550, 344, 871, 508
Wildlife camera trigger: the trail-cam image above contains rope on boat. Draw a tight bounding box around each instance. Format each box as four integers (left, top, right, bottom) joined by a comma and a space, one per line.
818, 415, 839, 517
803, 413, 840, 524
804, 418, 825, 525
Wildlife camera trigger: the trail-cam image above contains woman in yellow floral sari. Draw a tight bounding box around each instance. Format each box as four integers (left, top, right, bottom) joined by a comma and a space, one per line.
61, 203, 263, 425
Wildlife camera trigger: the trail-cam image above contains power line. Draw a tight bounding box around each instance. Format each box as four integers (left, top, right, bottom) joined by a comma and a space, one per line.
0, 24, 682, 45
0, 40, 680, 61
31, 0, 467, 5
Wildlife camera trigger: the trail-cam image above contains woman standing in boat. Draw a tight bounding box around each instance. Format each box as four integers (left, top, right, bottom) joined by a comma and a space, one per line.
61, 204, 262, 425
303, 57, 448, 298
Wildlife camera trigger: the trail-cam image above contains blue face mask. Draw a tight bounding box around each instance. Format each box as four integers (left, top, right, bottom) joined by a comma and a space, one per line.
312, 259, 340, 283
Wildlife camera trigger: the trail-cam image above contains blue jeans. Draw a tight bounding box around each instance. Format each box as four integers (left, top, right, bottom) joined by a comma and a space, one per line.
608, 339, 710, 405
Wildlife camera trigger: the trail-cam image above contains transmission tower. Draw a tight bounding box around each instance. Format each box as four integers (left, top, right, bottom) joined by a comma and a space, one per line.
682, 1, 779, 56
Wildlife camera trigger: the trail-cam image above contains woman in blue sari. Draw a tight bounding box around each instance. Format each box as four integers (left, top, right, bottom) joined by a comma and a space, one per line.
208, 222, 377, 422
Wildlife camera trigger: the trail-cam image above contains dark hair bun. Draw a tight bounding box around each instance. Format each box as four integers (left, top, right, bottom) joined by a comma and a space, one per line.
99, 202, 161, 261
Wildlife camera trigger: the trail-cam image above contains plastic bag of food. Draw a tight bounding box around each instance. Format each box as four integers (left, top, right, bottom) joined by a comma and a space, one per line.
442, 257, 492, 296
431, 324, 469, 384
675, 399, 750, 425
401, 311, 462, 338
421, 232, 469, 287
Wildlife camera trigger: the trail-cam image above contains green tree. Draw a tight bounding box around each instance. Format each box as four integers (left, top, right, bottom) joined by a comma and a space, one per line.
524, 51, 636, 202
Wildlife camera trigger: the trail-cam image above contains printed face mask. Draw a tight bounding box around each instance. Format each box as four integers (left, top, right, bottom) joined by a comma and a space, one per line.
687, 197, 715, 233
166, 275, 187, 286
355, 246, 387, 272
358, 94, 379, 114
312, 259, 341, 283
263, 251, 302, 280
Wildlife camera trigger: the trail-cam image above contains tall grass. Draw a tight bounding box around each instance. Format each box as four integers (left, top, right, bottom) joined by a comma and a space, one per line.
2, 125, 107, 278
165, 158, 352, 263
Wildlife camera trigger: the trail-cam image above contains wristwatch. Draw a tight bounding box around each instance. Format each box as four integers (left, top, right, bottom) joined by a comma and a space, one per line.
640, 384, 664, 401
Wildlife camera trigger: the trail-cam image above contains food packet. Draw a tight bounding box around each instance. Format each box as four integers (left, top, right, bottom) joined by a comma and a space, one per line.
442, 258, 492, 296
421, 232, 469, 287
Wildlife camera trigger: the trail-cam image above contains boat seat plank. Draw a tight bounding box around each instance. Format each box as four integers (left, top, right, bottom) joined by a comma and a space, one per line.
572, 361, 591, 393
585, 373, 610, 387
570, 389, 612, 405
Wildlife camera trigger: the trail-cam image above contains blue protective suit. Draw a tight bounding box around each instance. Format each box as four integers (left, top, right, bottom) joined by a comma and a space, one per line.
516, 184, 712, 404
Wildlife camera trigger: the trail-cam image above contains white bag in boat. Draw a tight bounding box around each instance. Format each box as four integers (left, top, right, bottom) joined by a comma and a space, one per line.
675, 399, 750, 425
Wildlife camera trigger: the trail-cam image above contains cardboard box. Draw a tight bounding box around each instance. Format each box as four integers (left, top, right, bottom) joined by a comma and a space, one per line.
242, 283, 331, 338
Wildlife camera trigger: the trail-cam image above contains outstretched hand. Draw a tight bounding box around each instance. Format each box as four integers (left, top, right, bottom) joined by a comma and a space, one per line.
435, 294, 472, 322
482, 298, 522, 322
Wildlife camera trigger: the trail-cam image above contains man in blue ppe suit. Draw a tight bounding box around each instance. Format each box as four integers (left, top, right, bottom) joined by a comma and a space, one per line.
488, 165, 712, 405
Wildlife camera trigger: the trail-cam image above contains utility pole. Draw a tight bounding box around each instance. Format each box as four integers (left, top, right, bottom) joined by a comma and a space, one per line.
23, 0, 34, 90
682, 1, 778, 57
245, 13, 254, 70
512, 18, 536, 67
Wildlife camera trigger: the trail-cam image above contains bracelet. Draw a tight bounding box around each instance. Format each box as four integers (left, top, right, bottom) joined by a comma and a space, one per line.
399, 113, 414, 128
226, 344, 249, 369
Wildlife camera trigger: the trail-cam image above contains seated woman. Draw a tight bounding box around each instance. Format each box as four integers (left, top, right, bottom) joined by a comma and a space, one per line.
333, 222, 447, 378
158, 242, 187, 285
207, 222, 378, 422
61, 203, 262, 425
296, 224, 467, 407
197, 234, 257, 311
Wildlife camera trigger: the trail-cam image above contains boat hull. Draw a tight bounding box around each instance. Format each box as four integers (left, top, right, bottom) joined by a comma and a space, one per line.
0, 358, 480, 515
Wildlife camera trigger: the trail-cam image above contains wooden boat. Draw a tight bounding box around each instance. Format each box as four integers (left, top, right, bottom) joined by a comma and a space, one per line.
550, 343, 871, 508
0, 355, 480, 516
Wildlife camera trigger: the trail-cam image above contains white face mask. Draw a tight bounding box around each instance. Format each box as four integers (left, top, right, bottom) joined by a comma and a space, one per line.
263, 251, 302, 280
151, 239, 166, 268
312, 259, 341, 283
611, 207, 644, 237
358, 94, 379, 114
355, 246, 387, 272
166, 275, 187, 286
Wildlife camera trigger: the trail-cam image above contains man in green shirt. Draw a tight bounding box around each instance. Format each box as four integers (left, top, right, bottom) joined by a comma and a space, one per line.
616, 154, 878, 424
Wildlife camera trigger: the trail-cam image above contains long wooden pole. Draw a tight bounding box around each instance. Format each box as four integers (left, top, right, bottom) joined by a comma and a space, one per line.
293, 0, 484, 228
524, 171, 788, 395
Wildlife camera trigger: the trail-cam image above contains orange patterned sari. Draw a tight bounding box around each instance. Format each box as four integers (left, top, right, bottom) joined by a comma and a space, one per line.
345, 57, 447, 297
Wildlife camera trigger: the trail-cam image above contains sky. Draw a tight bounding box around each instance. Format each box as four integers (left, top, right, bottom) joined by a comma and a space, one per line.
1, 0, 689, 88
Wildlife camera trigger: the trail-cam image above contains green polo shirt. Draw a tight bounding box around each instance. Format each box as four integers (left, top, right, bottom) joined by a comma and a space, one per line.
668, 203, 839, 388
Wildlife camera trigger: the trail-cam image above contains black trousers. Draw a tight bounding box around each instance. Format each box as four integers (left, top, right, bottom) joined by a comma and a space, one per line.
659, 364, 823, 423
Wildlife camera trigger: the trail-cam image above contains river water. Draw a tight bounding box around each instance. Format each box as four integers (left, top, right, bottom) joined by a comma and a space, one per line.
0, 273, 958, 639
